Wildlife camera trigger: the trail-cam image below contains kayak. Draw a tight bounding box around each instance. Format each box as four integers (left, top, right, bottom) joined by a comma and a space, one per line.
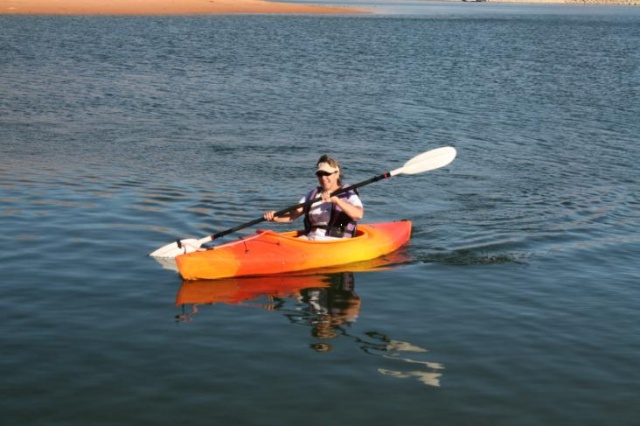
176, 221, 411, 280
176, 220, 412, 280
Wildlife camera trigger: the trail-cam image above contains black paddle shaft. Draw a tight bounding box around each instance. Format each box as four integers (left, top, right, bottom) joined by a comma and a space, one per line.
208, 171, 392, 241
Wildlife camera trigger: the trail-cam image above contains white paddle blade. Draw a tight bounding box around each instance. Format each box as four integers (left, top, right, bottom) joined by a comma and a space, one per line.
149, 236, 212, 258
391, 146, 457, 176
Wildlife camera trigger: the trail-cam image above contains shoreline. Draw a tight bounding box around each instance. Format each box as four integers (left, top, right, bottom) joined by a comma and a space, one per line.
1, 0, 637, 16
0, 0, 368, 15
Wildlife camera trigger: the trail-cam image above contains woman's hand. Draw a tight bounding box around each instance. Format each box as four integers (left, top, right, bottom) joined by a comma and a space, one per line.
322, 191, 364, 221
321, 190, 337, 203
264, 207, 305, 223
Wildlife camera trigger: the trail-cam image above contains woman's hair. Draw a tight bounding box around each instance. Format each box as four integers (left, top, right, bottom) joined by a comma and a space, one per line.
317, 154, 343, 184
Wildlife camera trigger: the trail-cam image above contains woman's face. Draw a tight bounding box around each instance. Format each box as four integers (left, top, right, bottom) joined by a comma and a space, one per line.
316, 170, 339, 191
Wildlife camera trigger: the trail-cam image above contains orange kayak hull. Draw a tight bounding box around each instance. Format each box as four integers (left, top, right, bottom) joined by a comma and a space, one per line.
176, 221, 412, 280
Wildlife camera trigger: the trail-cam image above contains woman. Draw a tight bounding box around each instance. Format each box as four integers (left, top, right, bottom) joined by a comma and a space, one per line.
263, 155, 364, 240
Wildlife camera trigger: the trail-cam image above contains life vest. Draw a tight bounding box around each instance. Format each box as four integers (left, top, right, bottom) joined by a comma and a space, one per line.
303, 186, 359, 238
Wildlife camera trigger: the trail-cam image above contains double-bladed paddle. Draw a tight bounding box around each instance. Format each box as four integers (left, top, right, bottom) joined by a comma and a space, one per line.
150, 146, 457, 259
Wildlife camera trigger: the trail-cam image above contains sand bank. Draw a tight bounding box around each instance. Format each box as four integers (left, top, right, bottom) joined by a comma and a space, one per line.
0, 0, 366, 15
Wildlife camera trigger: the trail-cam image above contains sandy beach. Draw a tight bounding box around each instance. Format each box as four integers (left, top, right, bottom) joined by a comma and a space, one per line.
0, 0, 367, 15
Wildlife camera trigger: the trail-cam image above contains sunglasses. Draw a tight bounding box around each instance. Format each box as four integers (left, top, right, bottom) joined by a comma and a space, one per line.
316, 171, 336, 178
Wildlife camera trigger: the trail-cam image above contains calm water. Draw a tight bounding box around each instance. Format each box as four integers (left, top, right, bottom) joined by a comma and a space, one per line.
2, 3, 639, 425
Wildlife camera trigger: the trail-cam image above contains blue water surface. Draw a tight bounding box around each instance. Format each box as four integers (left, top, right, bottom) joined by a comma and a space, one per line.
1, 3, 639, 425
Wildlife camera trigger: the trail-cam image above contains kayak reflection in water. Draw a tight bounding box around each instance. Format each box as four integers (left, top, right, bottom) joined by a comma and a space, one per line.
174, 272, 444, 386
263, 155, 364, 241
175, 272, 361, 351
